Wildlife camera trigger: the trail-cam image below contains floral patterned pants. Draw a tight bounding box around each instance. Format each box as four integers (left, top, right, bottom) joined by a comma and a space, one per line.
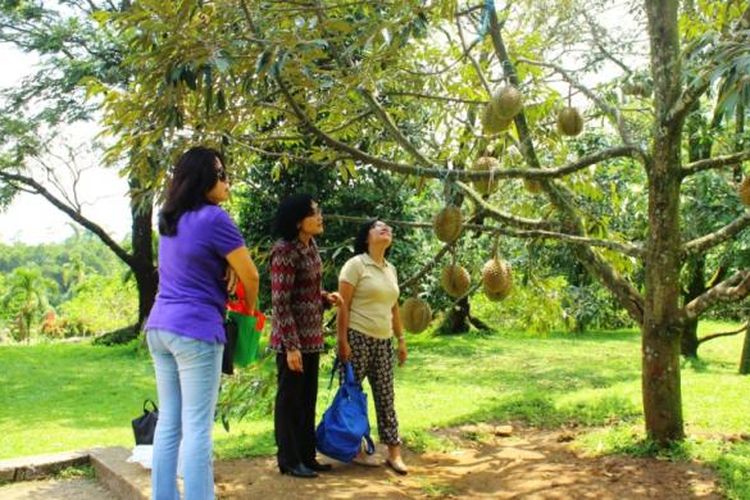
345, 328, 401, 446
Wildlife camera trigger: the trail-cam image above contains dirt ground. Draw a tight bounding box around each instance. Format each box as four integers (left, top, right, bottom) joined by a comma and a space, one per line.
0, 477, 112, 500
214, 425, 722, 499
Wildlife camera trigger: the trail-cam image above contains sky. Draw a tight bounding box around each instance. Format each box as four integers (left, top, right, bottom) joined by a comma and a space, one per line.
0, 44, 131, 245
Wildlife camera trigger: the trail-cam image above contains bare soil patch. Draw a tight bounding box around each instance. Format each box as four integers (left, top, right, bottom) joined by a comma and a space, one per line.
214, 425, 721, 499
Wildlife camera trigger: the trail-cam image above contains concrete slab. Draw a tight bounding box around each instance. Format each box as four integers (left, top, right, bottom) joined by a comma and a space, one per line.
89, 446, 150, 500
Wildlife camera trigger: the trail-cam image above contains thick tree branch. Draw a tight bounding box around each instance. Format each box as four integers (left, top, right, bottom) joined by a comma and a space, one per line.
685, 270, 750, 320
681, 149, 750, 177
0, 170, 133, 266
682, 212, 750, 256
666, 74, 710, 126
697, 323, 747, 345
478, 146, 637, 180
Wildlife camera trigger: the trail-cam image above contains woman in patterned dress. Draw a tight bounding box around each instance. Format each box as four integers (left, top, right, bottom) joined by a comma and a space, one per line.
270, 194, 341, 478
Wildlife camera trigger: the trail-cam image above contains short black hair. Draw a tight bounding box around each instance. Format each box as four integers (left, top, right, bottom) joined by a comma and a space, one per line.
353, 218, 391, 256
273, 193, 316, 241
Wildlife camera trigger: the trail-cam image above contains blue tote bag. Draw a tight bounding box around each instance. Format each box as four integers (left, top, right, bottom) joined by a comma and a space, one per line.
316, 360, 375, 463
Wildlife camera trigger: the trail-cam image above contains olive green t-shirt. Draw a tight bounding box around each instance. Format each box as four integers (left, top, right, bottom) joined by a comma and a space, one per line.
339, 253, 400, 339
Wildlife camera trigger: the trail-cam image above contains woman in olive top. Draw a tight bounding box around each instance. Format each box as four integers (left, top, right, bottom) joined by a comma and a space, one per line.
337, 219, 408, 475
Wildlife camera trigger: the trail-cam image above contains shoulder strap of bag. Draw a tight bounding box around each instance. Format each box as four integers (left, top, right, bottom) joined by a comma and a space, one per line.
362, 434, 376, 455
143, 399, 158, 413
328, 356, 340, 390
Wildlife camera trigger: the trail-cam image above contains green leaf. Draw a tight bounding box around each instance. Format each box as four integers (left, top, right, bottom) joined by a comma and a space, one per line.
255, 47, 275, 76
181, 66, 197, 90
326, 19, 353, 33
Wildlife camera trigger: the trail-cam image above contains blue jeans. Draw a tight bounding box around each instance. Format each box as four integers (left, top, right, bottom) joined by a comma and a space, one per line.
147, 329, 223, 500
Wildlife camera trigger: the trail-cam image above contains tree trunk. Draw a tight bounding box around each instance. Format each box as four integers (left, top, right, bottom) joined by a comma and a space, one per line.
680, 318, 699, 358
739, 322, 750, 375
438, 297, 471, 334
642, 0, 685, 444
680, 257, 705, 358
97, 181, 157, 345
130, 194, 157, 332
642, 325, 684, 441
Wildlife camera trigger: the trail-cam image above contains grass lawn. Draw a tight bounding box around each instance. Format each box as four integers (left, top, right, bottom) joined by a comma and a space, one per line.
1, 321, 749, 497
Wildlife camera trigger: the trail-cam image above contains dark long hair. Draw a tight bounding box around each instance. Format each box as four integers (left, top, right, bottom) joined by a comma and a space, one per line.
158, 146, 225, 236
353, 218, 391, 257
272, 193, 316, 241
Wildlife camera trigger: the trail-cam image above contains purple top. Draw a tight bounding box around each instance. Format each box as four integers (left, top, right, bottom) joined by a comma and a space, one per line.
145, 204, 245, 343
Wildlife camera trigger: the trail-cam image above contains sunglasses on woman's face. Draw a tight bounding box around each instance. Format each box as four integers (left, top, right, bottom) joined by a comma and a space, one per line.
216, 168, 228, 182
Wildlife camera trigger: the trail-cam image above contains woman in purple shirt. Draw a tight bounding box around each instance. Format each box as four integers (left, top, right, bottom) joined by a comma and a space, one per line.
145, 146, 259, 500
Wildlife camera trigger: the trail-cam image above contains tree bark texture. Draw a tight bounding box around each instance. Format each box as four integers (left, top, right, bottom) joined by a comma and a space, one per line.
130, 196, 157, 332
740, 323, 750, 375
680, 257, 705, 358
642, 0, 685, 443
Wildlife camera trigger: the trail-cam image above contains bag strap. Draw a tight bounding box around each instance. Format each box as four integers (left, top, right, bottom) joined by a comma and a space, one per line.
362, 434, 375, 455
327, 356, 340, 390
143, 399, 158, 413
343, 361, 357, 385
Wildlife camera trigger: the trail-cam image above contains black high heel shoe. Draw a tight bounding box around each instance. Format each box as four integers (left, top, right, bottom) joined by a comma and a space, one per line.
279, 463, 318, 478
305, 460, 333, 472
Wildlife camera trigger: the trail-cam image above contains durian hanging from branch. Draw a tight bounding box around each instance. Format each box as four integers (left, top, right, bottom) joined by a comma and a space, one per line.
557, 107, 584, 137
482, 237, 512, 301
472, 156, 499, 195
482, 85, 523, 135
557, 87, 584, 137
433, 205, 463, 243
400, 297, 433, 334
441, 263, 471, 298
482, 258, 513, 301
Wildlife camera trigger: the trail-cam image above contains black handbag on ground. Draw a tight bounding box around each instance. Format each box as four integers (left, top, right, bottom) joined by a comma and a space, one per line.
221, 316, 239, 375
132, 399, 159, 445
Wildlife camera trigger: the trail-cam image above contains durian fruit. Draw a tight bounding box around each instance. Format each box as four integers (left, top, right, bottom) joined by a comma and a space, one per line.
433, 206, 463, 243
400, 297, 432, 334
492, 86, 523, 119
441, 264, 471, 298
557, 107, 584, 137
481, 258, 512, 301
481, 106, 513, 135
739, 177, 750, 207
524, 178, 543, 194
481, 86, 522, 134
472, 156, 500, 195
